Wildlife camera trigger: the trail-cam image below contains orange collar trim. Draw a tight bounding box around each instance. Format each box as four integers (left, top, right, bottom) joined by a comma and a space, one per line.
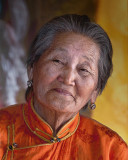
23, 99, 80, 143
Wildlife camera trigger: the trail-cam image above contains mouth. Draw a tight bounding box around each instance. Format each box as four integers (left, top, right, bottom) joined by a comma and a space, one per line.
53, 88, 73, 97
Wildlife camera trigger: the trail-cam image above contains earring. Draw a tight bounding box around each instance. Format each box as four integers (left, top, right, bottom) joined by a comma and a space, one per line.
27, 80, 33, 87
90, 103, 96, 110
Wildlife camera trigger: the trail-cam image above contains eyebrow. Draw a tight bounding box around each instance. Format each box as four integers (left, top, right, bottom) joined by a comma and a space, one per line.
52, 47, 68, 53
51, 47, 95, 63
82, 55, 94, 63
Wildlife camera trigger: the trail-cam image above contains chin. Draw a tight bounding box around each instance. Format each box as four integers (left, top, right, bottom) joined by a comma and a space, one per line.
46, 96, 75, 113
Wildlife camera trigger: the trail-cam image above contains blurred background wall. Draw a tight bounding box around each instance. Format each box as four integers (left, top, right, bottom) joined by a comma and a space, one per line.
94, 0, 128, 145
0, 0, 127, 143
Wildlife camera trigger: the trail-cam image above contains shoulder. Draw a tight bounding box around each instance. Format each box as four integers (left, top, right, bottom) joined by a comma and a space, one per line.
0, 103, 24, 124
76, 116, 128, 158
77, 115, 127, 147
75, 116, 128, 159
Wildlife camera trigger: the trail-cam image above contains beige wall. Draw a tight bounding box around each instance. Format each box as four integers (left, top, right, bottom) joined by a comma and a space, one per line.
93, 0, 128, 143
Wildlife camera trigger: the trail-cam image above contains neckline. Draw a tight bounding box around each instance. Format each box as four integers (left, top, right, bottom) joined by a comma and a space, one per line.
23, 98, 80, 143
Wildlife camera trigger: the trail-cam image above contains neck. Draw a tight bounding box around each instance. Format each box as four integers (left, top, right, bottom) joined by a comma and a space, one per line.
33, 99, 77, 135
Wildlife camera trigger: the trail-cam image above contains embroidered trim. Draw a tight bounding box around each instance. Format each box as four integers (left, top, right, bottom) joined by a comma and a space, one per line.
2, 126, 9, 160
23, 102, 80, 144
58, 128, 70, 137
2, 103, 80, 158
30, 100, 53, 133
57, 113, 78, 136
23, 104, 53, 143
60, 117, 80, 141
2, 125, 15, 160
35, 128, 53, 138
13, 143, 52, 150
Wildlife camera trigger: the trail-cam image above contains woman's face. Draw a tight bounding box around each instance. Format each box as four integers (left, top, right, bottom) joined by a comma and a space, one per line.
30, 32, 100, 114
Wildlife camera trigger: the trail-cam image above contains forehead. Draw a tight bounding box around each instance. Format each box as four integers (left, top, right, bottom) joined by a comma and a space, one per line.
41, 32, 100, 63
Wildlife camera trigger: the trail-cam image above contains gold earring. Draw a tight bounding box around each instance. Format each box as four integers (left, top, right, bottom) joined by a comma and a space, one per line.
90, 103, 96, 110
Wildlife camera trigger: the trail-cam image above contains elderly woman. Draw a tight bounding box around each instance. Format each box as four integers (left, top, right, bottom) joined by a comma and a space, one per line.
0, 14, 127, 160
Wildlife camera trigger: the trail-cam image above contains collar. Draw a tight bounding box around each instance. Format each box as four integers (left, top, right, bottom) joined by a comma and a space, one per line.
23, 99, 80, 144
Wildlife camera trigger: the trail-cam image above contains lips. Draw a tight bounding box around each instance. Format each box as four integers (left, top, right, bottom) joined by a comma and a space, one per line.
53, 88, 73, 97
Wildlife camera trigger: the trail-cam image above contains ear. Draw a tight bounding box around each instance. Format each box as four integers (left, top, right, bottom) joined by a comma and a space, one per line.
27, 66, 33, 80
90, 89, 99, 104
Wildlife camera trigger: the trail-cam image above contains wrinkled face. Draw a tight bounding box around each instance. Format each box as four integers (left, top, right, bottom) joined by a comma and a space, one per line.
29, 32, 100, 114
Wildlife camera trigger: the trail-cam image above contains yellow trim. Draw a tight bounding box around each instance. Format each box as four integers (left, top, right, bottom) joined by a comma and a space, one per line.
57, 113, 79, 136
33, 131, 51, 143
60, 116, 80, 141
35, 128, 53, 138
14, 142, 53, 150
2, 147, 9, 160
2, 101, 80, 159
2, 148, 9, 160
2, 126, 10, 160
30, 99, 80, 140
30, 99, 53, 133
12, 124, 14, 144
58, 128, 69, 137
11, 150, 13, 160
28, 102, 80, 141
60, 133, 72, 141
21, 103, 80, 150
13, 114, 78, 151
2, 153, 6, 160
7, 126, 10, 146
23, 105, 53, 144
10, 124, 15, 160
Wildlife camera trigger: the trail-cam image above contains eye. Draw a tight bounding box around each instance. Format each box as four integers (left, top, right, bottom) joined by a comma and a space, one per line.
80, 68, 88, 72
53, 59, 61, 63
52, 59, 64, 65
79, 68, 90, 77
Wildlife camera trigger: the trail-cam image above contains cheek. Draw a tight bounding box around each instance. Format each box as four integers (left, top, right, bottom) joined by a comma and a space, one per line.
77, 77, 96, 98
43, 65, 60, 85
33, 64, 59, 87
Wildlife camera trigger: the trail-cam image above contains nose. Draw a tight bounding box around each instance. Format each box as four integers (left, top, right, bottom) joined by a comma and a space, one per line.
57, 67, 76, 86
